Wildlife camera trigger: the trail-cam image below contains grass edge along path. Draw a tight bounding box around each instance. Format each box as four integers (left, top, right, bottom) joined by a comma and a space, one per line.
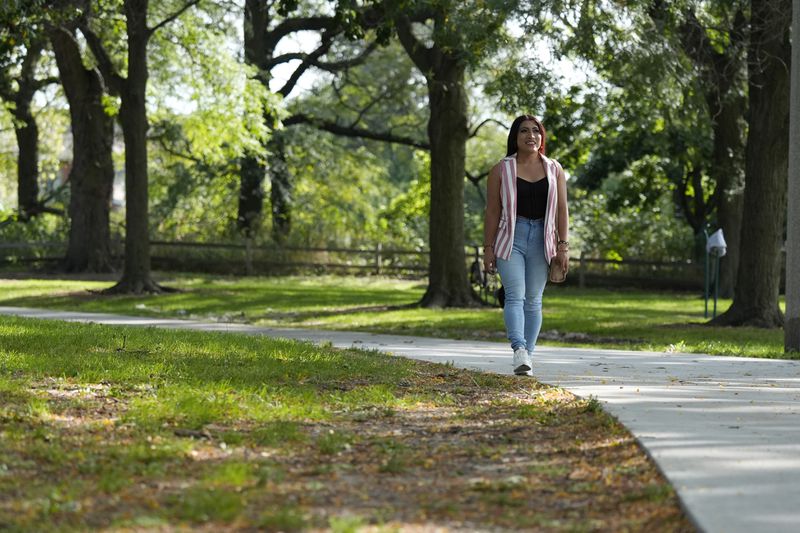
0, 275, 790, 360
0, 315, 693, 531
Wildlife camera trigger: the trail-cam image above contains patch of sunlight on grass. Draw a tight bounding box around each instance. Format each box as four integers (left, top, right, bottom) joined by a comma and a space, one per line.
0, 276, 791, 359
335, 385, 398, 408
203, 462, 259, 487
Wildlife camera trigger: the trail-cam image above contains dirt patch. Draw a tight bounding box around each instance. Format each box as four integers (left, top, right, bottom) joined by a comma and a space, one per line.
2, 366, 694, 531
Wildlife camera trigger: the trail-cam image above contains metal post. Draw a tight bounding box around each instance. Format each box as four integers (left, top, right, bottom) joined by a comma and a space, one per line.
375, 242, 382, 275
579, 250, 586, 289
703, 229, 709, 318
713, 253, 721, 318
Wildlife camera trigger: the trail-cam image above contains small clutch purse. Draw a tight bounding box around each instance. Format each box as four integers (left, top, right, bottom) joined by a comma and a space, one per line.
549, 262, 566, 283
549, 237, 568, 283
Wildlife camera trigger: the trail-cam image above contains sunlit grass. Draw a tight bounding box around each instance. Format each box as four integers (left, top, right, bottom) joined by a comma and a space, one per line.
0, 314, 690, 530
0, 274, 790, 359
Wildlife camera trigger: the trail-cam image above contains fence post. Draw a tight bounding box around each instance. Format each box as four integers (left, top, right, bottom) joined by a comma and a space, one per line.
374, 242, 382, 275
579, 250, 586, 289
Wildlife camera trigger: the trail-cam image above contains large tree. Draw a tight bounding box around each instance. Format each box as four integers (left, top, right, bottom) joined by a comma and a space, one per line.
712, 0, 792, 327
80, 0, 199, 293
239, 0, 375, 242
650, 2, 748, 298
50, 25, 116, 272
352, 0, 517, 307
786, 0, 800, 351
0, 15, 59, 221
393, 12, 472, 306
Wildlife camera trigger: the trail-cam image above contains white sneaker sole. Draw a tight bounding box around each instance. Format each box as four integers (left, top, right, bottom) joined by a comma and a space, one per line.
514, 364, 532, 376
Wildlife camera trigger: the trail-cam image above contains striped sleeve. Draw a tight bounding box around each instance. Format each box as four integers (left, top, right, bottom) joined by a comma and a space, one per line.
495, 157, 516, 260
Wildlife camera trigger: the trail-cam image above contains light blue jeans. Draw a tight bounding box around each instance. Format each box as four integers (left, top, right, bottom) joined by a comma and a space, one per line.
496, 217, 549, 353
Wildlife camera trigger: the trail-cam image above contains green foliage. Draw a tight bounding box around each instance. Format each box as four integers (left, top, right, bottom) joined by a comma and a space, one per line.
0, 210, 70, 246
284, 126, 391, 247
149, 7, 274, 166
376, 152, 431, 249
570, 186, 693, 261
481, 44, 557, 119
504, 0, 740, 259
0, 103, 72, 230
141, 4, 277, 241
0, 113, 19, 210
363, 0, 520, 66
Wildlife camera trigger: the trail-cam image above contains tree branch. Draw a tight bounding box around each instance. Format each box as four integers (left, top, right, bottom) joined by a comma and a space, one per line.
148, 0, 200, 37
395, 16, 431, 73
466, 170, 488, 203
284, 113, 430, 149
268, 41, 377, 71
313, 40, 378, 72
50, 26, 90, 102
264, 16, 338, 52
78, 23, 124, 94
349, 83, 393, 128
469, 118, 507, 138
33, 76, 60, 91
278, 32, 335, 97
267, 52, 306, 68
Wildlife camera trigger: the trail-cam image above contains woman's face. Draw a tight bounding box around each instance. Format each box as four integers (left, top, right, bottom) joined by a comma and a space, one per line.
516, 120, 542, 155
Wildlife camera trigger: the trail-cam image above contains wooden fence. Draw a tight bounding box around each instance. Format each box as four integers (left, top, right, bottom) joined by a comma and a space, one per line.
0, 239, 714, 289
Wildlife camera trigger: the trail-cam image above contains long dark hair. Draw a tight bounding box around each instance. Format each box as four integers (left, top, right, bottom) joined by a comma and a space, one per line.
506, 115, 546, 157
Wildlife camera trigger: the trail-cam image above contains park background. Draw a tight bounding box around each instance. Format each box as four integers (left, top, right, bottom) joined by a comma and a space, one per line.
1, 0, 794, 323
0, 1, 798, 530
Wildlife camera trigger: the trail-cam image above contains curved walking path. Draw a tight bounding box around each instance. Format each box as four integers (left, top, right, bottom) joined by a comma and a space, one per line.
2, 306, 800, 532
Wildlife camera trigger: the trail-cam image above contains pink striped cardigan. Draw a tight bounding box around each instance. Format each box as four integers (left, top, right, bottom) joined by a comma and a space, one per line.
493, 153, 562, 264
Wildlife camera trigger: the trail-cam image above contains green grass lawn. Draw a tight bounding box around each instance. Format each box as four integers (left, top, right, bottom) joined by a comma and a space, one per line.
0, 315, 691, 530
0, 274, 789, 359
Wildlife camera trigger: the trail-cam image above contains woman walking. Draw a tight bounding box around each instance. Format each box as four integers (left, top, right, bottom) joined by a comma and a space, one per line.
483, 115, 570, 376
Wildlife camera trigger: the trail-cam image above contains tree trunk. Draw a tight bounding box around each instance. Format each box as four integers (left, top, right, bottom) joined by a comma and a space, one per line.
709, 95, 746, 298
107, 0, 161, 293
674, 6, 747, 298
712, 0, 791, 327
419, 61, 478, 307
393, 14, 479, 308
238, 0, 270, 238
785, 0, 800, 352
51, 27, 115, 273
238, 153, 265, 237
13, 104, 39, 220
9, 42, 43, 220
268, 131, 291, 243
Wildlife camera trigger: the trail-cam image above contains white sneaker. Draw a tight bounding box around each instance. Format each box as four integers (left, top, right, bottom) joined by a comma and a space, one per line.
513, 347, 532, 376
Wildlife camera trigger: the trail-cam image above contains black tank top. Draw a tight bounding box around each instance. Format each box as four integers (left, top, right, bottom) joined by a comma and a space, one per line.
516, 177, 548, 220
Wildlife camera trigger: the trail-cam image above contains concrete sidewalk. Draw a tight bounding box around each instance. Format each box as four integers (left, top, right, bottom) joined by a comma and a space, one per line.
2, 306, 799, 533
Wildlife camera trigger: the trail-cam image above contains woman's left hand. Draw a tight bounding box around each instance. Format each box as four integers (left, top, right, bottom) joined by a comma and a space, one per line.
556, 250, 569, 274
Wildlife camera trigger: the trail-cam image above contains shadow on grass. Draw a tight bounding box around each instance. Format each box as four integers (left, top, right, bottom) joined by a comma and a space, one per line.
0, 315, 415, 399
258, 302, 421, 322
0, 282, 422, 320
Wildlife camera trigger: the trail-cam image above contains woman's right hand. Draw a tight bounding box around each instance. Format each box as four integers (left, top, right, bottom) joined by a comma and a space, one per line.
483, 248, 496, 274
